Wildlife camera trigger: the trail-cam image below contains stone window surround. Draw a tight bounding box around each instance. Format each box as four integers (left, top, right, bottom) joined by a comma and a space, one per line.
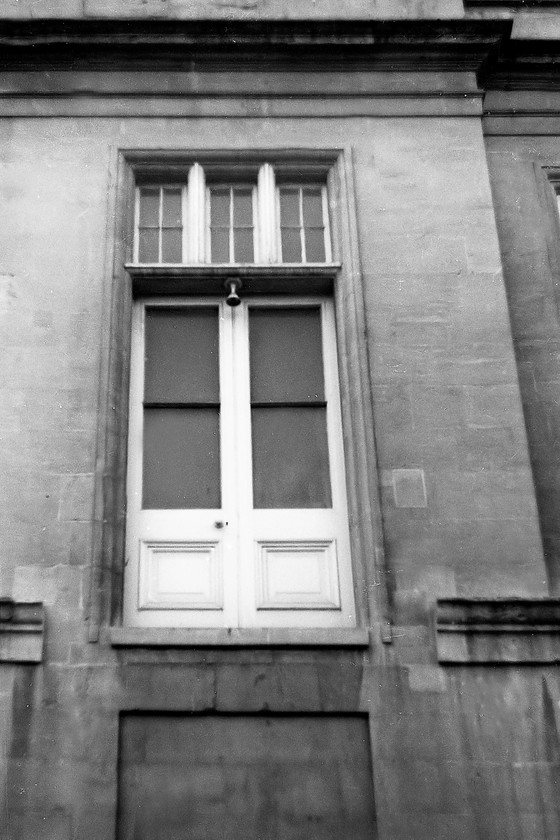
87, 147, 391, 650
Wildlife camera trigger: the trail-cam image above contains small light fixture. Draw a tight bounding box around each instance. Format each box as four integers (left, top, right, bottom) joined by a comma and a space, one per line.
225, 278, 242, 307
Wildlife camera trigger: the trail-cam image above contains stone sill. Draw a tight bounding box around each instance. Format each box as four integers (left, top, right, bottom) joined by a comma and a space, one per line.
436, 598, 560, 664
109, 627, 370, 649
0, 600, 44, 664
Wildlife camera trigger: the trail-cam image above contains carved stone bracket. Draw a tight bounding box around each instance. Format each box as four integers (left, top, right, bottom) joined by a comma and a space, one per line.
0, 599, 44, 664
436, 598, 560, 664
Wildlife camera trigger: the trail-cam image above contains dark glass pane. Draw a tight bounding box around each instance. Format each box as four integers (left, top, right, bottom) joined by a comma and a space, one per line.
233, 228, 254, 263
211, 228, 230, 263
281, 228, 302, 263
250, 308, 324, 402
161, 228, 183, 263
162, 189, 182, 227
233, 189, 253, 227
143, 408, 220, 509
138, 229, 159, 263
304, 228, 326, 263
144, 308, 219, 403
302, 188, 324, 226
139, 188, 160, 226
252, 407, 331, 508
210, 189, 230, 226
279, 188, 300, 227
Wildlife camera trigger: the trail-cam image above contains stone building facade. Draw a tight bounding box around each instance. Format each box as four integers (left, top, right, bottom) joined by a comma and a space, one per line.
1, 2, 560, 838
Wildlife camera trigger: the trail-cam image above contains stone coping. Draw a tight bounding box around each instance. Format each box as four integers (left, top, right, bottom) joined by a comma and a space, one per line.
436, 598, 560, 664
109, 626, 370, 649
0, 599, 44, 664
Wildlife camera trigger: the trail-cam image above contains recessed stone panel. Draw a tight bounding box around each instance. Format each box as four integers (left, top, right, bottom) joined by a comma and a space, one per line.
117, 714, 377, 840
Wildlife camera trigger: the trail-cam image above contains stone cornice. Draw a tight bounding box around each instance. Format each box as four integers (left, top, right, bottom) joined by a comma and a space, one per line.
0, 19, 509, 73
0, 599, 44, 664
436, 598, 560, 663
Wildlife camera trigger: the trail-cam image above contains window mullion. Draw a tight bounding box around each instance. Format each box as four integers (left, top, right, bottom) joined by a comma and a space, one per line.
232, 302, 254, 626
218, 301, 240, 625
188, 163, 205, 263
257, 163, 277, 264
157, 188, 163, 264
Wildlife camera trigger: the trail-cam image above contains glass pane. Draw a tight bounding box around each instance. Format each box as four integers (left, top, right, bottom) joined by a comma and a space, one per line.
233, 189, 253, 227
211, 228, 230, 263
304, 228, 326, 263
144, 308, 219, 403
279, 189, 300, 227
139, 188, 160, 226
138, 229, 159, 263
302, 188, 324, 226
143, 408, 220, 509
250, 308, 324, 402
252, 407, 331, 508
161, 228, 183, 263
162, 189, 182, 227
233, 228, 254, 263
281, 228, 302, 263
210, 189, 230, 226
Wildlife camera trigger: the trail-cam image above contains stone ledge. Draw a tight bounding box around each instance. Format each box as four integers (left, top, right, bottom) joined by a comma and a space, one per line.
0, 599, 44, 664
436, 598, 560, 664
109, 627, 370, 649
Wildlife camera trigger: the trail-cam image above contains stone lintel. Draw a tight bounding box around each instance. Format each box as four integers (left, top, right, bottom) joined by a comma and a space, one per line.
436, 598, 560, 663
0, 599, 45, 664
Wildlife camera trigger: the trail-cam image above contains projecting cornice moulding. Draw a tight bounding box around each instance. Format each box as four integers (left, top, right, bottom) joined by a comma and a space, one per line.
0, 18, 509, 74
0, 599, 44, 664
436, 598, 560, 663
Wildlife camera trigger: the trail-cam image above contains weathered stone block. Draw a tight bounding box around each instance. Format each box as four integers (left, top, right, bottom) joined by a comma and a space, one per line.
57, 473, 95, 522
393, 469, 428, 508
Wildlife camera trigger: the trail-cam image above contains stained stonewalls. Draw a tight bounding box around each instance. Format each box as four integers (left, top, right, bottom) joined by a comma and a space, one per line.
486, 137, 560, 593
354, 118, 547, 606
0, 112, 548, 628
0, 60, 555, 840
0, 0, 465, 21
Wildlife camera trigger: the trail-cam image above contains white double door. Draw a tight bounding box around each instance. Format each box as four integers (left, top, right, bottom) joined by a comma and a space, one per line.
124, 297, 355, 628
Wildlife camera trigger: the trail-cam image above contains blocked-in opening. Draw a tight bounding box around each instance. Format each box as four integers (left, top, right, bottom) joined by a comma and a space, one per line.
117, 713, 377, 840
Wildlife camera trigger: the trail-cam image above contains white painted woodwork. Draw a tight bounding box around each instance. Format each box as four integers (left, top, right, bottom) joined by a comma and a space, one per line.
187, 162, 205, 263
257, 163, 278, 264
139, 541, 223, 610
132, 163, 332, 266
124, 296, 355, 628
256, 540, 340, 609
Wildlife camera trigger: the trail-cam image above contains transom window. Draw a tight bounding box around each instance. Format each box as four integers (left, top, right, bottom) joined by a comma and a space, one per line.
133, 163, 332, 266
